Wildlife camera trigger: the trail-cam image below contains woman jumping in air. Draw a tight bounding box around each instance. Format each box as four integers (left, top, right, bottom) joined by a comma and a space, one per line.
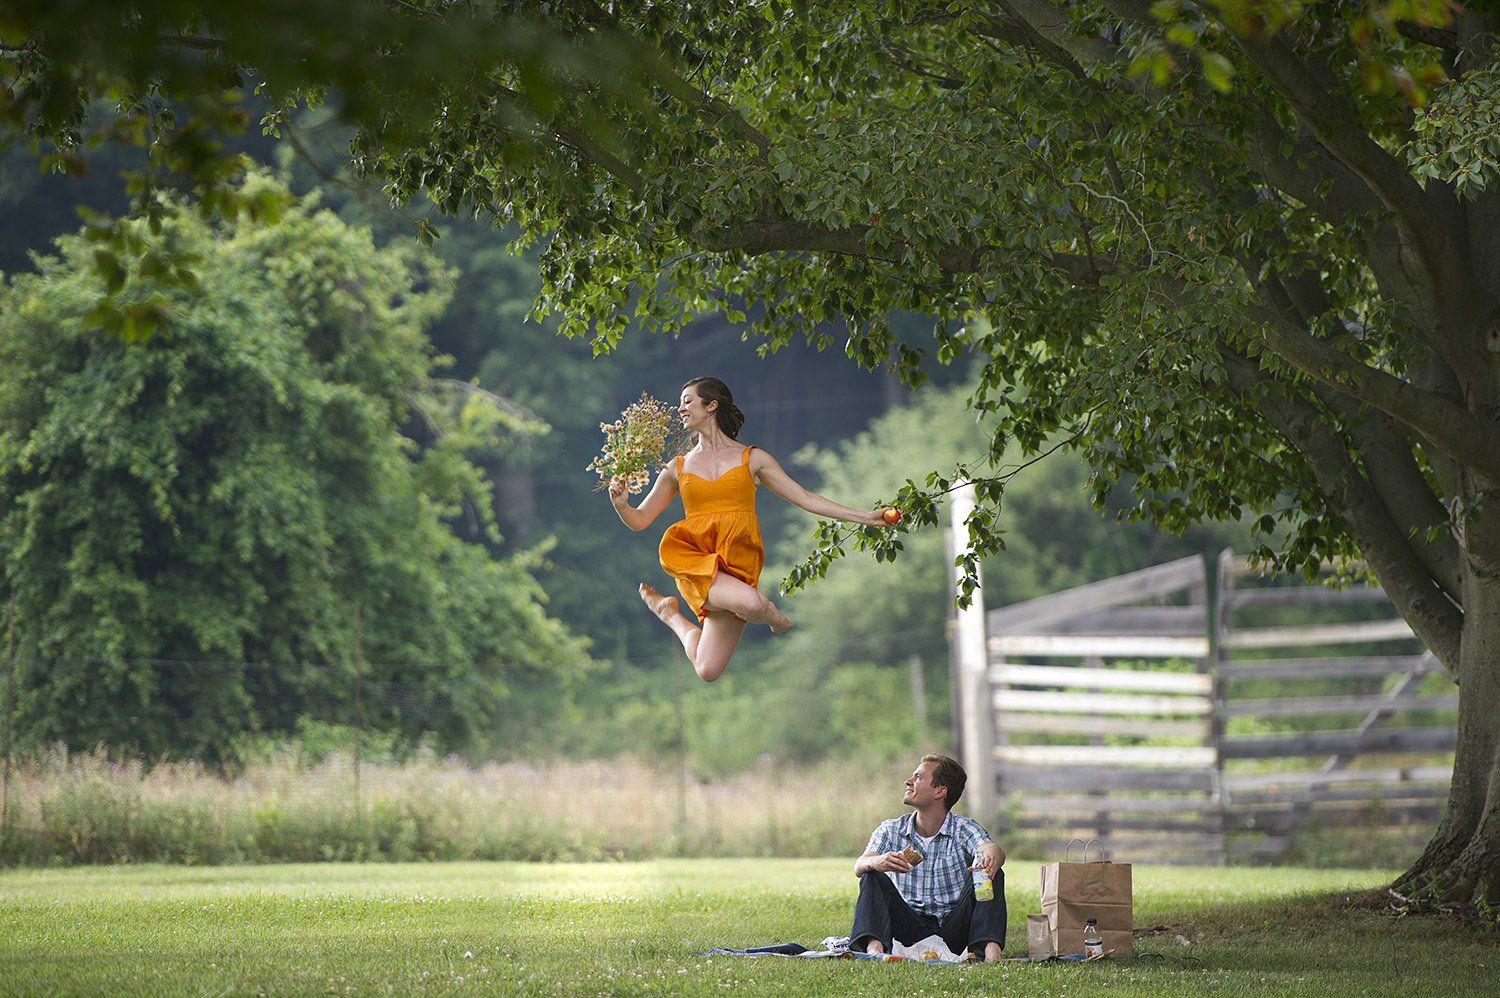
609, 376, 892, 683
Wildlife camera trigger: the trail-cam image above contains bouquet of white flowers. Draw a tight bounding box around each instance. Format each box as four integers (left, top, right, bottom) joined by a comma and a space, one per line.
587, 392, 684, 494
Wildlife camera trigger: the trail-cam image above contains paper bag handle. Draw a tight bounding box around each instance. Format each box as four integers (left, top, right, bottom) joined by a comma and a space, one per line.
1064, 837, 1104, 863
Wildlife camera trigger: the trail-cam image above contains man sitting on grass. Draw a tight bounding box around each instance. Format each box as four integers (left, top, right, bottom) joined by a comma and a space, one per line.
851, 753, 1006, 962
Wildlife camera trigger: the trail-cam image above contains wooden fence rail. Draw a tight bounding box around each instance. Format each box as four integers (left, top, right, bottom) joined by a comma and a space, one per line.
946, 488, 1457, 866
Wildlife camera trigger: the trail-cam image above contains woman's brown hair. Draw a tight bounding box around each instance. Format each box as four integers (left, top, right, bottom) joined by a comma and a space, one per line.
683, 376, 745, 438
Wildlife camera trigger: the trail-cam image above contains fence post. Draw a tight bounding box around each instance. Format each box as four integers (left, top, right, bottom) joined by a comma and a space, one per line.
946, 482, 994, 822
352, 606, 362, 810
1, 593, 14, 847
673, 656, 688, 836
1211, 549, 1234, 844
907, 655, 928, 736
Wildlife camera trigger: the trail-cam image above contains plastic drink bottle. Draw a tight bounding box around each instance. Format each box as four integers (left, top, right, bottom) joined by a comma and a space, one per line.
972, 868, 994, 902
1083, 917, 1104, 959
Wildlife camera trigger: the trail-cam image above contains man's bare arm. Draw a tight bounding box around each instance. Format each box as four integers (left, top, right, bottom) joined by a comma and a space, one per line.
967, 841, 1006, 878
856, 849, 913, 877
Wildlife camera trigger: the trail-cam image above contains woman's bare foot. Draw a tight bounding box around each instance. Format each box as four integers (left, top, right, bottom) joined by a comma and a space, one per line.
767, 602, 793, 634
639, 583, 680, 624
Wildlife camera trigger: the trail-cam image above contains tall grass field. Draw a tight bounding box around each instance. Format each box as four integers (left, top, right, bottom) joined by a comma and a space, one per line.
3, 860, 1496, 995
1, 749, 897, 865
0, 748, 1436, 868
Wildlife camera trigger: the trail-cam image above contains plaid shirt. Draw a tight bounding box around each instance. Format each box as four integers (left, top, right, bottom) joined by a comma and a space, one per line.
864, 811, 993, 920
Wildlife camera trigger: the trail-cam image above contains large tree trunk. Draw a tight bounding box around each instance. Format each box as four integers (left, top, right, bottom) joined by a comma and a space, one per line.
1395, 486, 1500, 904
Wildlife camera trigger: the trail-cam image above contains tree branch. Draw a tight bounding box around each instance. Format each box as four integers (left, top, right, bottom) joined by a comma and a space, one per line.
699, 214, 1106, 285
1395, 22, 1459, 52
1244, 116, 1414, 287
1093, 0, 1156, 23
635, 51, 772, 158
1408, 351, 1467, 500
881, 39, 968, 90
1220, 27, 1464, 298
1221, 348, 1462, 670
551, 120, 648, 197
700, 218, 890, 259
1259, 265, 1332, 330
491, 83, 650, 199
576, 3, 772, 158
156, 34, 223, 52
1322, 397, 1463, 603
1247, 301, 1500, 481
980, 0, 1129, 87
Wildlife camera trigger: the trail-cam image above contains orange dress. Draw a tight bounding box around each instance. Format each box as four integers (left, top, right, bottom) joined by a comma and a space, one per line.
659, 446, 764, 622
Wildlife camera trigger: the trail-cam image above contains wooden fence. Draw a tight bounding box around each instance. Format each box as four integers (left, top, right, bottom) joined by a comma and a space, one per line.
1213, 550, 1455, 861
946, 485, 1457, 865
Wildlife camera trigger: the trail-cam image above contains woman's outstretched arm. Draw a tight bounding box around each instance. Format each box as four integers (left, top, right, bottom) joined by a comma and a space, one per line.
609, 464, 679, 531
751, 450, 886, 526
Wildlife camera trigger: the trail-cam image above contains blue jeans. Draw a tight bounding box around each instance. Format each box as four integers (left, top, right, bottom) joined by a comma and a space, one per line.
849, 870, 1005, 955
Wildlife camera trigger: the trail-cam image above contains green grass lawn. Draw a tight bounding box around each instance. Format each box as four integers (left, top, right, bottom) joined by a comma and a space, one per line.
1, 860, 1495, 995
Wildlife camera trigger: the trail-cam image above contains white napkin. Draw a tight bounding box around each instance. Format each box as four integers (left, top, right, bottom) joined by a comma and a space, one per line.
891, 934, 966, 962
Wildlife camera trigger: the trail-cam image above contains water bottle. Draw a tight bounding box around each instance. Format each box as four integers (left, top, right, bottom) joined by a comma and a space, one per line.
972, 868, 994, 902
1083, 917, 1103, 959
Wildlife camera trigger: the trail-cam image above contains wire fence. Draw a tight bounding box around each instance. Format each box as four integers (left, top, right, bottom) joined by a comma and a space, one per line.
0, 599, 913, 866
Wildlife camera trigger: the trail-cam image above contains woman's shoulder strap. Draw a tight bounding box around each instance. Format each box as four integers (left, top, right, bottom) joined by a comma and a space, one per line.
740, 445, 755, 466
674, 454, 684, 474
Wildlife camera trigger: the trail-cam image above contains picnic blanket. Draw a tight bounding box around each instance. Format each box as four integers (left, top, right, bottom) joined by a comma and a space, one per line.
704, 935, 1091, 966
704, 935, 970, 966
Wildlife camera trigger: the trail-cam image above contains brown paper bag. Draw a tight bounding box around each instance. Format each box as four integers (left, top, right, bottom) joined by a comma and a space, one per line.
1040, 848, 1133, 957
1026, 914, 1055, 961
